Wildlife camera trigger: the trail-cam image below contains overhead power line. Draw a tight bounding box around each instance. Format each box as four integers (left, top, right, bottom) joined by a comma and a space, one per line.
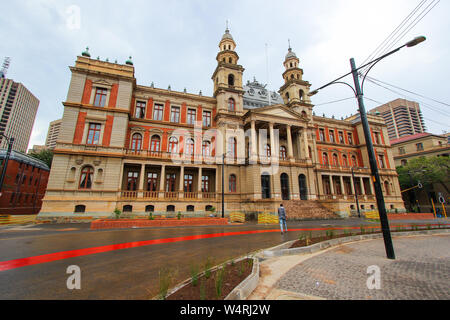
365, 75, 450, 107
362, 77, 450, 118
315, 97, 355, 107
360, 0, 427, 68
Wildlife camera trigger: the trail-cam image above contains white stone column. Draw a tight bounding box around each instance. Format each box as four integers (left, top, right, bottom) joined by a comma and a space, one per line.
303, 129, 309, 159
138, 164, 146, 197
350, 175, 355, 195
179, 166, 185, 198
198, 167, 203, 199
251, 120, 258, 163
269, 122, 277, 163
287, 125, 294, 162
340, 176, 345, 197
329, 175, 335, 196
160, 165, 166, 190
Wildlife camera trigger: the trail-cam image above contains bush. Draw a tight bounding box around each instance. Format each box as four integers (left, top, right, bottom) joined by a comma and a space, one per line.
113, 208, 121, 219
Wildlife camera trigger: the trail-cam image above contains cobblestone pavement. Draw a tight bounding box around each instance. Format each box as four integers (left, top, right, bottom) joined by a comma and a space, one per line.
276, 235, 450, 300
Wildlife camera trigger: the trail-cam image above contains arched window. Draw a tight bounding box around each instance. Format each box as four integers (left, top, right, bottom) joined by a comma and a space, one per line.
351, 155, 358, 167
150, 135, 161, 154
168, 137, 178, 153
123, 205, 133, 213
322, 153, 329, 165
332, 154, 339, 167
229, 57, 232, 64
202, 141, 211, 157
185, 138, 195, 156
342, 155, 348, 167
301, 111, 307, 119
280, 146, 287, 160
167, 205, 175, 212
228, 137, 237, 160
145, 205, 154, 213
384, 181, 390, 195
286, 92, 290, 102
299, 90, 304, 101
308, 146, 312, 159
205, 205, 213, 212
74, 205, 86, 213
131, 133, 142, 152
79, 166, 94, 189
228, 74, 235, 86
229, 174, 237, 193
187, 205, 195, 212
228, 98, 235, 111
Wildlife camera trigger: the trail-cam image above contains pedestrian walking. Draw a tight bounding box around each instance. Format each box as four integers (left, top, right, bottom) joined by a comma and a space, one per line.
278, 204, 288, 234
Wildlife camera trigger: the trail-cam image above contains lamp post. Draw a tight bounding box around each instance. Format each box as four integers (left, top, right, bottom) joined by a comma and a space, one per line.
310, 36, 426, 260
351, 167, 361, 218
0, 135, 14, 196
221, 151, 232, 218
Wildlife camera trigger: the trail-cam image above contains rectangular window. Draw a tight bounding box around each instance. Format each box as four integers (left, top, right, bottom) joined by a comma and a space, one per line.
135, 101, 146, 119
153, 104, 164, 121
319, 129, 325, 142
187, 109, 196, 125
374, 132, 381, 145
147, 172, 158, 192
338, 132, 344, 144
416, 143, 424, 151
347, 133, 353, 145
399, 147, 405, 155
378, 155, 385, 169
184, 174, 194, 192
93, 88, 107, 107
87, 123, 101, 145
203, 111, 211, 127
329, 130, 335, 143
202, 176, 210, 193
171, 106, 180, 123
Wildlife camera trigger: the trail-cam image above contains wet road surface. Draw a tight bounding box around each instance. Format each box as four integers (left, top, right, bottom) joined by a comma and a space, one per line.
0, 218, 447, 299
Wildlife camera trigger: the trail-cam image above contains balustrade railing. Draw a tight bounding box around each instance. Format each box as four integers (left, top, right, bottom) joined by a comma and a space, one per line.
143, 191, 159, 199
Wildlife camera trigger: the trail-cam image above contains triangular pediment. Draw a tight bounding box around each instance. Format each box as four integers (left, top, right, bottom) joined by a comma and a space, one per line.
251, 104, 304, 120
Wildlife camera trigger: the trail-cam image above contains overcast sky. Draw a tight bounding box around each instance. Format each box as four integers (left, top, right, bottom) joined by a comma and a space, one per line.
1, 0, 449, 149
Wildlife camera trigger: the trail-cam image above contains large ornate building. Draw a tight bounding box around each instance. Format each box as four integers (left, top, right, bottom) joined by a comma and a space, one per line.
38, 28, 405, 220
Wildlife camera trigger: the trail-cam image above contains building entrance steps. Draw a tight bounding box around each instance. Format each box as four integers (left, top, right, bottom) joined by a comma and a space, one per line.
281, 200, 339, 220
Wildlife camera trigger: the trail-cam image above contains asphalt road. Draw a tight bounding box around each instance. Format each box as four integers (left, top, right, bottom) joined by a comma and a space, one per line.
0, 218, 447, 300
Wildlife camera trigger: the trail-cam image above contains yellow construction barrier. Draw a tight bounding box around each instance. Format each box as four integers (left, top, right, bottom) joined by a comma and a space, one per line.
0, 215, 37, 225
229, 212, 245, 223
258, 212, 279, 225
364, 210, 380, 220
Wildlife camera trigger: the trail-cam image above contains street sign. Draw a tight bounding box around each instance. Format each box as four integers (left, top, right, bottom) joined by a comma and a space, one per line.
438, 193, 445, 204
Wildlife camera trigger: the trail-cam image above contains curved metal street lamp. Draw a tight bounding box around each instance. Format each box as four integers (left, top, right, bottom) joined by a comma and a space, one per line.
309, 36, 426, 260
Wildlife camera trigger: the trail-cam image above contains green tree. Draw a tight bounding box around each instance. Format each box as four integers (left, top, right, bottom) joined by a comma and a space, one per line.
28, 149, 54, 168
396, 156, 450, 193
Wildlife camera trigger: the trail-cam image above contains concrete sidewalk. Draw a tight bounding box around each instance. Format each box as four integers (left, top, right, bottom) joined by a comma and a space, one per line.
249, 233, 450, 300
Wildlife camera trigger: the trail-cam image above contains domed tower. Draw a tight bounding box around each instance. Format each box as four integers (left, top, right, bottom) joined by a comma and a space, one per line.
211, 27, 245, 113
278, 43, 313, 118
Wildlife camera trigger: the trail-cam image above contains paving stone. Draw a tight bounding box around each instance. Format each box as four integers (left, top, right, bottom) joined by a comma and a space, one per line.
275, 235, 450, 300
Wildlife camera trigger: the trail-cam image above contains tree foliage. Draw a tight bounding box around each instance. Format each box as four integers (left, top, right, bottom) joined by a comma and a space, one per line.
28, 149, 54, 168
396, 156, 450, 193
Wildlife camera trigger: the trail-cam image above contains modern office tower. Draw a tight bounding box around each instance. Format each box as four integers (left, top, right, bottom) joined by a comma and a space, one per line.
45, 119, 62, 149
369, 99, 426, 142
0, 78, 40, 152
